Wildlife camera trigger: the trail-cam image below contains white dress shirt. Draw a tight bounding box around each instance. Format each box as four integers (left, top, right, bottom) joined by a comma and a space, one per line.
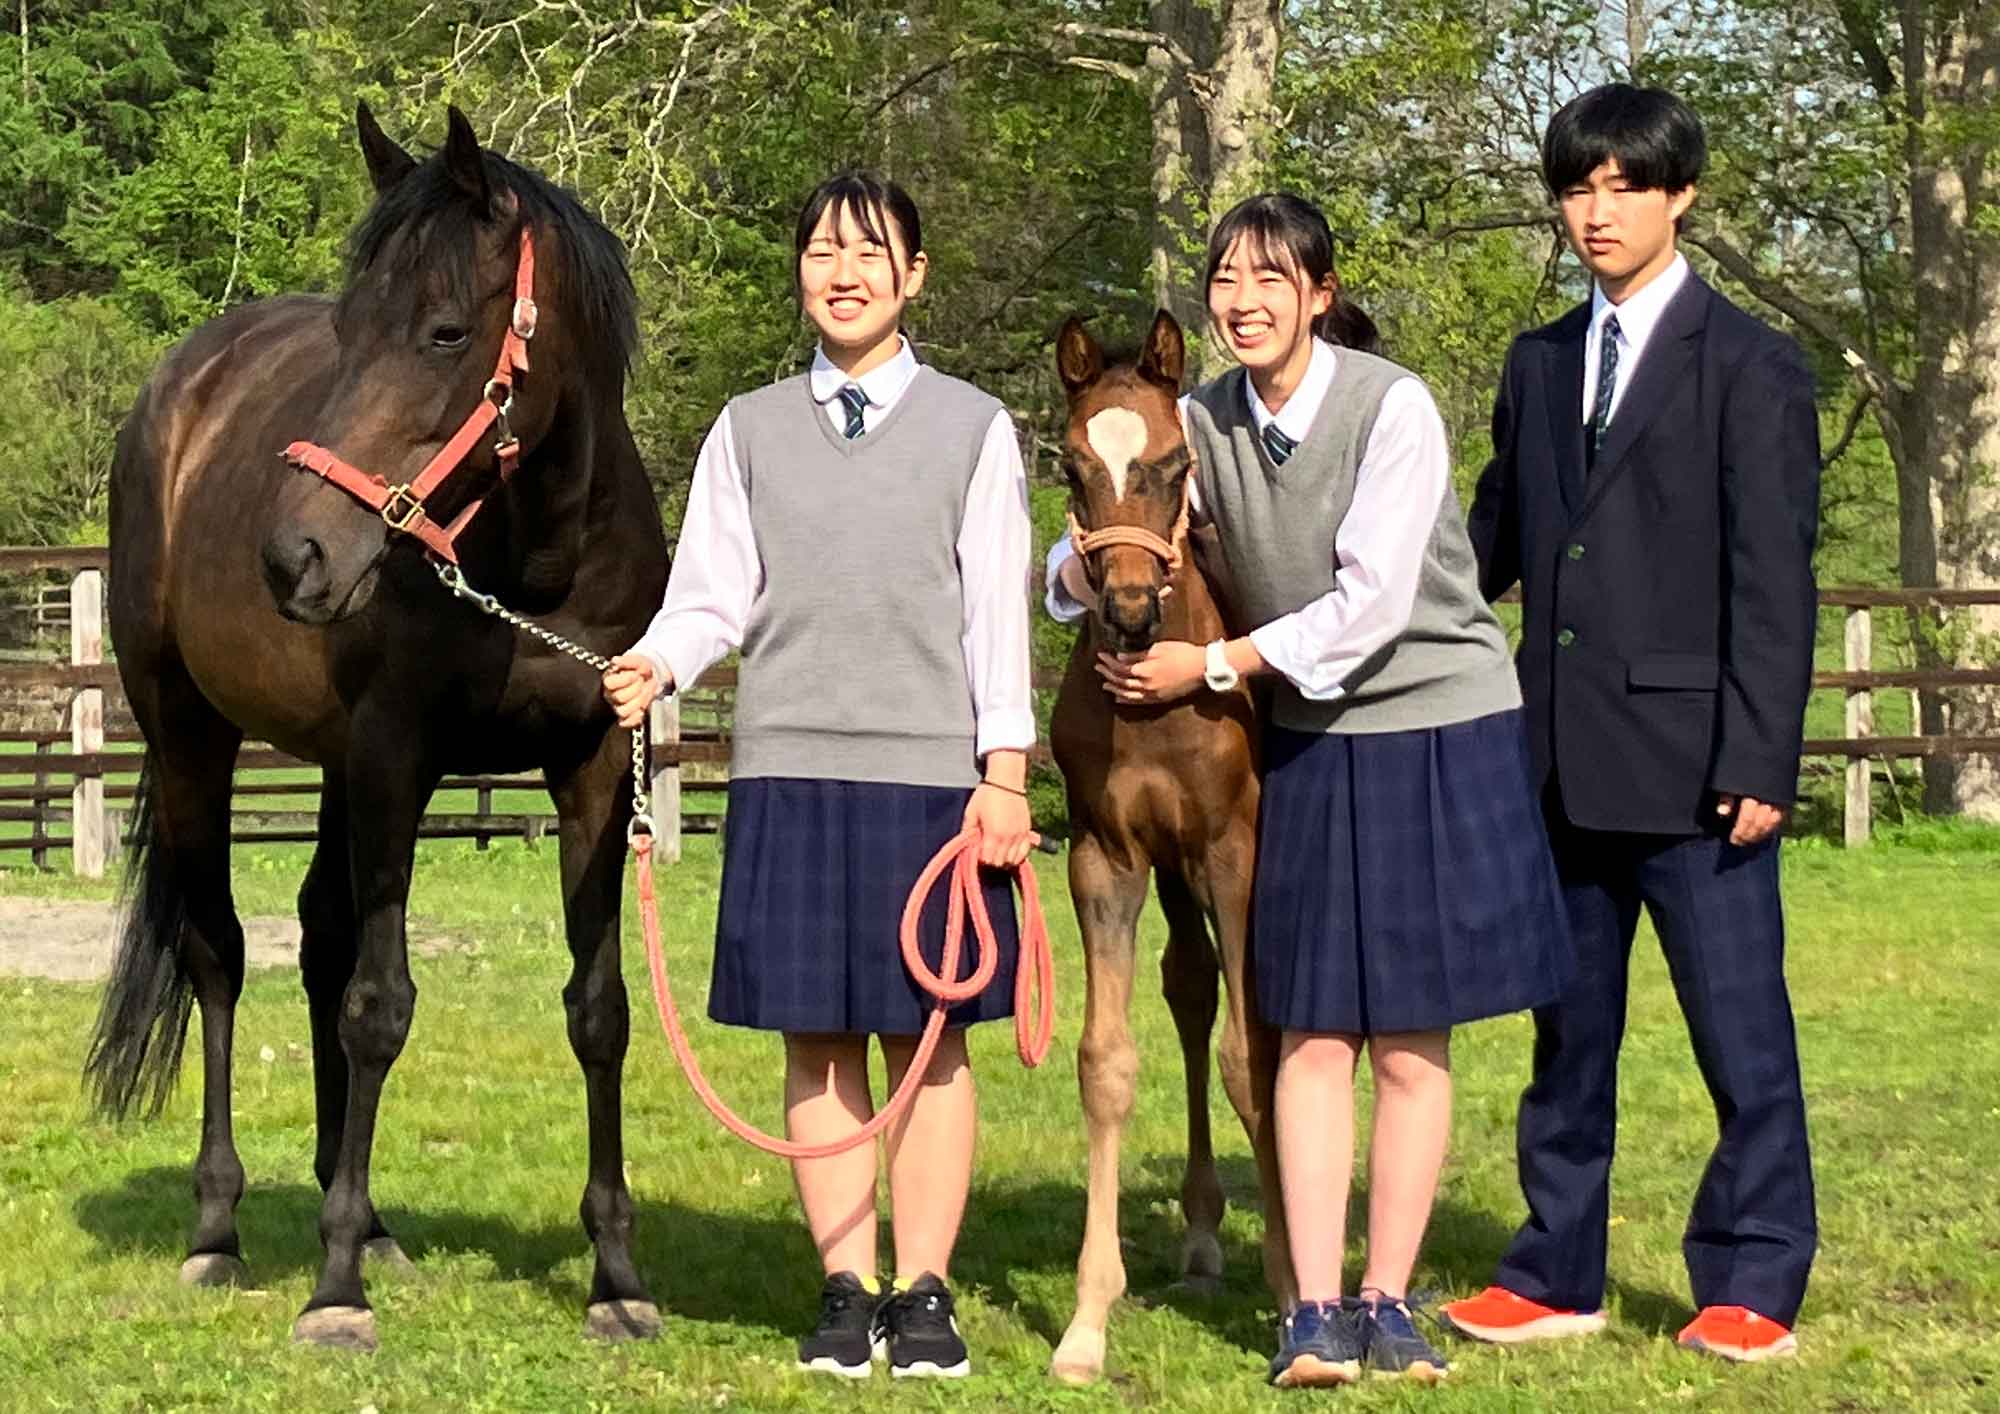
1583, 252, 1689, 426
1044, 338, 1451, 702
630, 337, 1036, 756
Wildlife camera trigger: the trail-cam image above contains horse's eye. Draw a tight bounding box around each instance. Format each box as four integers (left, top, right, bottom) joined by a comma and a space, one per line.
431, 325, 470, 350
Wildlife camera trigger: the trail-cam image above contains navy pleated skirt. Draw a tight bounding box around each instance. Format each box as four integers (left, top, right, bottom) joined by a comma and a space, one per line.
1254, 708, 1572, 1036
710, 777, 1021, 1036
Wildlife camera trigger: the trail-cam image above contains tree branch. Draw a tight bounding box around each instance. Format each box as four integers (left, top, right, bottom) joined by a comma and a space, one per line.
1824, 387, 1875, 466
1832, 0, 1897, 97
1685, 230, 1907, 402
218, 129, 252, 311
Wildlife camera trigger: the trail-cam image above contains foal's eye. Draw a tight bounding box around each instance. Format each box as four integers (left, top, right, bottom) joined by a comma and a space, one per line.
430, 324, 470, 350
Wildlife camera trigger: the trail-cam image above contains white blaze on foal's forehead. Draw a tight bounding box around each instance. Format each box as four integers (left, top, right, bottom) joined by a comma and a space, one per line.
1085, 407, 1151, 502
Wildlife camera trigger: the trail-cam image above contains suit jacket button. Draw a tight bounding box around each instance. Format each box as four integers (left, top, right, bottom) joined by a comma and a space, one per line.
1557, 628, 1577, 648
1567, 542, 1586, 560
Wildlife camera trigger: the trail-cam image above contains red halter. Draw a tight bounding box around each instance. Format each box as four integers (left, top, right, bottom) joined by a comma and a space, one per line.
280, 225, 539, 566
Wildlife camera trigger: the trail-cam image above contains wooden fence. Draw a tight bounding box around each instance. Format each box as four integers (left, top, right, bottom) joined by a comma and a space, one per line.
4, 547, 1998, 870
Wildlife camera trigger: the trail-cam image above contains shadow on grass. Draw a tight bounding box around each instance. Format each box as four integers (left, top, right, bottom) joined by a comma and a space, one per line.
73, 1157, 1684, 1352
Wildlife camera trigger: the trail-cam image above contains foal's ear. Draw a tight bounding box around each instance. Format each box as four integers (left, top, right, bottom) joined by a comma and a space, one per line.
442, 105, 493, 211
1056, 317, 1103, 397
1137, 309, 1185, 390
355, 101, 416, 195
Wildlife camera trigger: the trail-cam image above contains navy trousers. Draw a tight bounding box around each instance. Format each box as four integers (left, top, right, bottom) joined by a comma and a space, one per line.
1494, 806, 1817, 1327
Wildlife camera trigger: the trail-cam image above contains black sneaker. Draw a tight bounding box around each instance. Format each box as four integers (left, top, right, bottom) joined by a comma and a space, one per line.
878, 1272, 970, 1378
1268, 1298, 1367, 1387
1361, 1293, 1450, 1383
796, 1271, 882, 1378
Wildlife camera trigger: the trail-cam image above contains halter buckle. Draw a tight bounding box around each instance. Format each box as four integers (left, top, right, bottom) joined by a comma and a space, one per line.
380, 484, 426, 532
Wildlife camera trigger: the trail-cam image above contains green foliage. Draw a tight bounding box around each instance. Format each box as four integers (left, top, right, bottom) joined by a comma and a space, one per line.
0, 279, 163, 544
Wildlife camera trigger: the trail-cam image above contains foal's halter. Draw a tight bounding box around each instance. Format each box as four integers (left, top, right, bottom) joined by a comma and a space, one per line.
279, 224, 540, 567
1065, 446, 1196, 579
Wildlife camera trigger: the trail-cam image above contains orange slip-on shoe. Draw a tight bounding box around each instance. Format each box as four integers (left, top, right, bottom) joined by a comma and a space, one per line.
1438, 1286, 1609, 1344
1677, 1306, 1798, 1362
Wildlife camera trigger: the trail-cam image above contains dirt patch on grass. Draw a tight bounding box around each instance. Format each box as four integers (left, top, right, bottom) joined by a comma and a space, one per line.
0, 896, 457, 982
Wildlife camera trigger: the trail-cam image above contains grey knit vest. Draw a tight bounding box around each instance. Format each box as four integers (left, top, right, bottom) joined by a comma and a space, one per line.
727, 366, 1000, 787
1186, 353, 1520, 734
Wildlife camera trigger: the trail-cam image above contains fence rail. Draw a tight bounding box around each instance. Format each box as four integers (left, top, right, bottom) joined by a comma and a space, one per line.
4, 548, 1998, 866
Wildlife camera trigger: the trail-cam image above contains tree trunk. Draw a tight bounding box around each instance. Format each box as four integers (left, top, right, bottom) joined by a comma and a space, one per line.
1902, 0, 2000, 818
1145, 0, 1279, 373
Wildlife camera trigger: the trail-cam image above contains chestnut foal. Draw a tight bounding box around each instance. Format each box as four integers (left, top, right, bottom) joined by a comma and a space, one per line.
1046, 312, 1292, 1383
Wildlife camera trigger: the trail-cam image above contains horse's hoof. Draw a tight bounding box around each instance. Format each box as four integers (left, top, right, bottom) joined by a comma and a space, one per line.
585, 1300, 663, 1342
179, 1253, 248, 1288
1049, 1326, 1107, 1385
362, 1237, 415, 1271
292, 1305, 378, 1352
1180, 1229, 1224, 1284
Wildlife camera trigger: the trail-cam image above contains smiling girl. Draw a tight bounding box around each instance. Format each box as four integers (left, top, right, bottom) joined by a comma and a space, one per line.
603, 172, 1034, 1379
1049, 193, 1570, 1387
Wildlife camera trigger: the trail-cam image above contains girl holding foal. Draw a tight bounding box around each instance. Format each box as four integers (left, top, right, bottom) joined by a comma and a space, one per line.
603, 172, 1035, 1379
1052, 194, 1569, 1386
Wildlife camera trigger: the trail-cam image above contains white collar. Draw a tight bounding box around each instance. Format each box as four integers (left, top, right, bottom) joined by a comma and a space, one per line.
810, 336, 919, 411
1590, 252, 1689, 350
1244, 337, 1338, 443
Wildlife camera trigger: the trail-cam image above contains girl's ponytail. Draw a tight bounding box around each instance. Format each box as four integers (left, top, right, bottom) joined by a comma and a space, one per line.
1315, 292, 1381, 355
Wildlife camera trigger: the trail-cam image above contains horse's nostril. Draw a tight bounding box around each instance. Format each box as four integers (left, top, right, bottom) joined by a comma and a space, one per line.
261, 533, 325, 604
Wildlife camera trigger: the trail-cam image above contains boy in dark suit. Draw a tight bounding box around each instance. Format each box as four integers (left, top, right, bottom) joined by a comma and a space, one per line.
1442, 84, 1821, 1362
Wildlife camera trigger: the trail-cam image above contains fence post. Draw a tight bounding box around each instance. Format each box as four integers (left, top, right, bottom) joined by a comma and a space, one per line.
70, 569, 107, 878
31, 738, 49, 870
1844, 605, 1873, 848
476, 781, 493, 851
649, 695, 682, 865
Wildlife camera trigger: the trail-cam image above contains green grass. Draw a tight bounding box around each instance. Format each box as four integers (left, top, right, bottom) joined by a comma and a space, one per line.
2, 833, 1998, 1411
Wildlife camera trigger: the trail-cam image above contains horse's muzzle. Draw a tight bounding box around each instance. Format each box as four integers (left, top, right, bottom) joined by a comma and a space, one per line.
1099, 583, 1162, 654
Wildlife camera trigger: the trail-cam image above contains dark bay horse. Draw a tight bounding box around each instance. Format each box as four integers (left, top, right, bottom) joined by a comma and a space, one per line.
85, 104, 668, 1350
1046, 313, 1291, 1383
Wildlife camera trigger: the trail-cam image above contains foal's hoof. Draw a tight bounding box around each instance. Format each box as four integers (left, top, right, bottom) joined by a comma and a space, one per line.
1049, 1326, 1107, 1385
179, 1253, 248, 1288
292, 1305, 378, 1352
585, 1300, 663, 1342
362, 1237, 416, 1272
1180, 1229, 1225, 1285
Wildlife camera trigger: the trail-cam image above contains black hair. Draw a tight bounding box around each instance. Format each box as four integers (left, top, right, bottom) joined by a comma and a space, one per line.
1541, 84, 1707, 195
793, 171, 923, 295
347, 147, 638, 376
1203, 193, 1381, 355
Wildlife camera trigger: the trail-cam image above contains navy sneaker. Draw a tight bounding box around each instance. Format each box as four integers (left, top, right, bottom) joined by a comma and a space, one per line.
1361, 1293, 1450, 1383
878, 1273, 970, 1378
1269, 1299, 1366, 1387
796, 1271, 882, 1377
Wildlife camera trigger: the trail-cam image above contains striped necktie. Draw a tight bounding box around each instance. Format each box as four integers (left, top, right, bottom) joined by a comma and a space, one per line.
1589, 313, 1621, 461
1261, 421, 1298, 466
837, 384, 869, 440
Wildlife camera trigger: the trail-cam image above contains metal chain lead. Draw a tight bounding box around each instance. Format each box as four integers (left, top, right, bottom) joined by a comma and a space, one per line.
433, 560, 656, 840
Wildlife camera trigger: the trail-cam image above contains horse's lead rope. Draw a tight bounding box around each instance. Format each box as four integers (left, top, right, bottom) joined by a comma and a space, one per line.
431, 558, 1053, 1157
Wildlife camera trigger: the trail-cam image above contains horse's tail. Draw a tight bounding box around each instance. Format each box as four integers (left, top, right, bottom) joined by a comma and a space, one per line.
83, 760, 194, 1119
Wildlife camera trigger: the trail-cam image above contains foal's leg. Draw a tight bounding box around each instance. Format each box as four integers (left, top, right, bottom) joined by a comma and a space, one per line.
292, 746, 431, 1351
147, 682, 251, 1287
1156, 870, 1225, 1291
546, 730, 660, 1341
1050, 836, 1149, 1385
298, 779, 408, 1269
1203, 821, 1295, 1310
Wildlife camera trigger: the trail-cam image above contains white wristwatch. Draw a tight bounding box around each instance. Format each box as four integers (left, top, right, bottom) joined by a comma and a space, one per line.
1203, 638, 1239, 693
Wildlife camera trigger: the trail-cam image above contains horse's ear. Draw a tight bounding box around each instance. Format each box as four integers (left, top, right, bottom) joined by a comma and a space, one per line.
1137, 309, 1185, 389
442, 105, 492, 211
355, 100, 416, 195
1056, 317, 1103, 397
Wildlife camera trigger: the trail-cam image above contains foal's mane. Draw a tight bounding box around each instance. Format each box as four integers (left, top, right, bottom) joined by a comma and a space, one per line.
346, 149, 639, 378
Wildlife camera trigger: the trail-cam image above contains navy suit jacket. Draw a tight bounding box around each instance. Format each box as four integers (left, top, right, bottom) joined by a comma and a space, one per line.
1468, 272, 1822, 836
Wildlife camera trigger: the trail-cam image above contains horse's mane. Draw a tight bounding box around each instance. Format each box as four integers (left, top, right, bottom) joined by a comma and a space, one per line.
346, 149, 639, 377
